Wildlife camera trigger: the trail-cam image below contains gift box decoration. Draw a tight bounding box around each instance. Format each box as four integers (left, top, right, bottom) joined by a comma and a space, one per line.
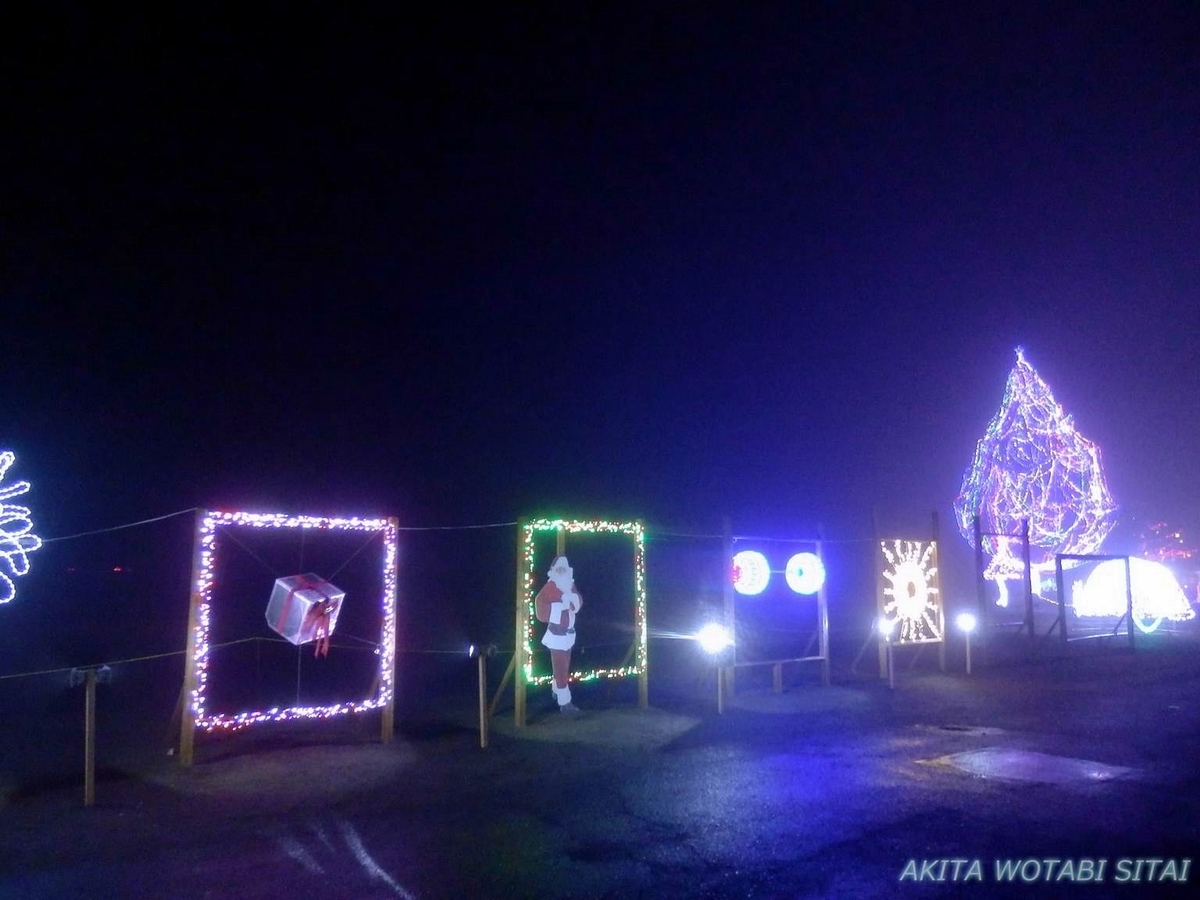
266, 573, 345, 655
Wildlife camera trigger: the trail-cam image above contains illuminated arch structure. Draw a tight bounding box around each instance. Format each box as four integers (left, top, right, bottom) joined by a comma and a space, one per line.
512, 517, 647, 726
179, 509, 399, 764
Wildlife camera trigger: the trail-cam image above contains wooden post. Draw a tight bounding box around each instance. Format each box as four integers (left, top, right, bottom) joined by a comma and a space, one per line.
478, 652, 489, 748
84, 668, 97, 807
1125, 557, 1135, 651
1022, 519, 1035, 658
816, 526, 830, 686
973, 513, 987, 666
636, 521, 648, 709
933, 512, 946, 673
380, 516, 399, 743
514, 519, 527, 728
772, 662, 782, 693
1055, 557, 1069, 645
722, 517, 735, 697
179, 509, 207, 766
874, 510, 887, 679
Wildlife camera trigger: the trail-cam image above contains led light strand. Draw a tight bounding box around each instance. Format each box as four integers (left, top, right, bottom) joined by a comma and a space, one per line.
954, 348, 1117, 587
880, 539, 943, 643
731, 550, 771, 596
521, 518, 647, 685
0, 451, 42, 604
192, 510, 397, 732
1071, 557, 1195, 634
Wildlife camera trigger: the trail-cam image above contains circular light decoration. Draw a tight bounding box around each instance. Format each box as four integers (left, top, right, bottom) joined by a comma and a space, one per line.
0, 450, 43, 605
731, 550, 770, 596
784, 552, 826, 595
880, 540, 943, 643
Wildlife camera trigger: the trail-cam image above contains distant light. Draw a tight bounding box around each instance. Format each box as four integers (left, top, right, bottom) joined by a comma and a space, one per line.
112, 566, 124, 573
731, 551, 770, 596
468, 644, 476, 658
0, 450, 42, 605
956, 612, 977, 633
695, 623, 733, 655
785, 552, 826, 595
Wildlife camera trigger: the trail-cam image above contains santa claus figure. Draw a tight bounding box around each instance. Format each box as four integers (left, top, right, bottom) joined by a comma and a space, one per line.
535, 555, 582, 713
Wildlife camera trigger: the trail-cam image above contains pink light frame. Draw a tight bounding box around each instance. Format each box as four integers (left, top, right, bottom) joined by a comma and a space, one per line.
190, 510, 398, 732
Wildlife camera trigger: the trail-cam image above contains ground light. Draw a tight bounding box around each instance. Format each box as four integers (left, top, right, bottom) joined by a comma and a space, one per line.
878, 617, 898, 690
695, 623, 734, 713
956, 612, 977, 675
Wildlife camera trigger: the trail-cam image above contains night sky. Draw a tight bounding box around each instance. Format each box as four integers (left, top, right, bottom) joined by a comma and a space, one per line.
5, 4, 1199, 556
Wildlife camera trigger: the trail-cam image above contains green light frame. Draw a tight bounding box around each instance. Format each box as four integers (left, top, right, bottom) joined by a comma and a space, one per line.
520, 517, 647, 685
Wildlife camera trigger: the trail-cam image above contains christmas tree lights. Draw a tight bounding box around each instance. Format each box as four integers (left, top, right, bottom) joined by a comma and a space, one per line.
0, 451, 42, 604
190, 510, 398, 732
520, 518, 646, 685
955, 348, 1117, 598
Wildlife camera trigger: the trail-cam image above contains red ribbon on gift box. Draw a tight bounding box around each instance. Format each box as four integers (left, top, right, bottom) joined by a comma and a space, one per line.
277, 576, 339, 657
302, 600, 334, 658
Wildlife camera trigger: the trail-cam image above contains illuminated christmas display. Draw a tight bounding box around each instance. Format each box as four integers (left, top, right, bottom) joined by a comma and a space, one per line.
1071, 557, 1196, 634
519, 518, 646, 685
0, 450, 42, 605
731, 550, 771, 596
880, 539, 944, 644
954, 348, 1117, 603
1138, 521, 1197, 564
785, 552, 826, 596
189, 511, 398, 732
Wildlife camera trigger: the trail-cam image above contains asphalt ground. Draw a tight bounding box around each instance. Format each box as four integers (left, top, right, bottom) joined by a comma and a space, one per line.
3, 630, 1199, 899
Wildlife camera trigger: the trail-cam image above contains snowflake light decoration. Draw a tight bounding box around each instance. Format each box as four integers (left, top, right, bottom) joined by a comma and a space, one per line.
880, 540, 943, 644
954, 348, 1117, 591
0, 450, 43, 604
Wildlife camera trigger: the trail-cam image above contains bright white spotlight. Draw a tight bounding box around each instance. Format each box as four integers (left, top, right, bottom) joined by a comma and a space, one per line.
696, 623, 733, 655
877, 617, 898, 638
956, 612, 977, 633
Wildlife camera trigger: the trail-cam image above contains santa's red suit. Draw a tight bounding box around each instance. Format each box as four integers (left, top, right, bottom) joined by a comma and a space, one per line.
535, 577, 582, 708
536, 580, 581, 650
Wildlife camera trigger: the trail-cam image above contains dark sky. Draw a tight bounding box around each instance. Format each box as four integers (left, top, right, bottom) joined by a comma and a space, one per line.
4, 3, 1199, 552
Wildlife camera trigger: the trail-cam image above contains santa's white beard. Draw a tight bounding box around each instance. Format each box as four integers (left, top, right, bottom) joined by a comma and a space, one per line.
549, 573, 573, 592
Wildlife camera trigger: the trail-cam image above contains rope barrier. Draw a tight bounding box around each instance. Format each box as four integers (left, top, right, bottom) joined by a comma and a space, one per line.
42, 508, 200, 544
40, 507, 887, 548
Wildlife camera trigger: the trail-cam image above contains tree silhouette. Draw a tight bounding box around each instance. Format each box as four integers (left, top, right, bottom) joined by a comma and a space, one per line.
954, 348, 1117, 597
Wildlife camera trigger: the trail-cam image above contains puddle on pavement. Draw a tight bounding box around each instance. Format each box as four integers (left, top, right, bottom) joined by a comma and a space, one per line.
928, 748, 1136, 784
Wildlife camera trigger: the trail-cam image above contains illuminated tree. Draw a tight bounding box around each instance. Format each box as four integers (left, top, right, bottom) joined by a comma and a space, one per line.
954, 348, 1117, 602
